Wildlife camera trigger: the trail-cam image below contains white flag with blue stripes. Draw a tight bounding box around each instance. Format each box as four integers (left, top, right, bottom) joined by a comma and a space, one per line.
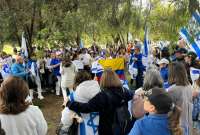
21, 33, 28, 58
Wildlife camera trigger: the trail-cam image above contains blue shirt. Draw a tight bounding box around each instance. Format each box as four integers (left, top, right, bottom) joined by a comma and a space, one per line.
128, 114, 171, 135
133, 53, 145, 73
50, 58, 61, 76
11, 63, 28, 79
160, 67, 168, 82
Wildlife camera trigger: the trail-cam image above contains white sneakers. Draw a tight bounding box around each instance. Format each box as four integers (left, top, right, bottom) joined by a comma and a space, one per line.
30, 89, 44, 100
38, 95, 44, 100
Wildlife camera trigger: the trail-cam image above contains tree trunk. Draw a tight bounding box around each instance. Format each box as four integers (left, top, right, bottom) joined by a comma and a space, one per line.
76, 32, 81, 47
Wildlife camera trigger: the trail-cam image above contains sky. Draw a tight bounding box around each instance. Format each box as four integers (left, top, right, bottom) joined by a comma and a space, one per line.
133, 0, 169, 8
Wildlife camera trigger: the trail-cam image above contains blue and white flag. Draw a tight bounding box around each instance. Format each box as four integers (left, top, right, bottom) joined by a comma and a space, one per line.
1, 64, 11, 79
21, 33, 28, 58
190, 67, 200, 83
143, 26, 149, 57
142, 26, 152, 68
128, 32, 133, 42
91, 61, 103, 74
179, 27, 200, 58
192, 11, 200, 24
80, 39, 84, 49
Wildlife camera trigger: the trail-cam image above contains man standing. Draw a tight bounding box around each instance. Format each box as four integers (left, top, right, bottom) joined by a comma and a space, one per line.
133, 44, 145, 89
50, 52, 61, 96
11, 56, 29, 80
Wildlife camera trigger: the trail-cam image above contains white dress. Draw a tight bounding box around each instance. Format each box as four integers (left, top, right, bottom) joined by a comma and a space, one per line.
0, 105, 47, 135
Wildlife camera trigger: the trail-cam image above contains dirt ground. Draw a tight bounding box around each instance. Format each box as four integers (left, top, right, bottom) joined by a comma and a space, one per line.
33, 93, 63, 135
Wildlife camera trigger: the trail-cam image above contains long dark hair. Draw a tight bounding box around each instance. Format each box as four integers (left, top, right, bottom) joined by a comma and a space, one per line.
168, 62, 189, 86
62, 55, 72, 67
73, 71, 92, 89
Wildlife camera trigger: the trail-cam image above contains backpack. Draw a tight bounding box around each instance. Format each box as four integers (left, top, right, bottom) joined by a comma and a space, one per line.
106, 88, 132, 135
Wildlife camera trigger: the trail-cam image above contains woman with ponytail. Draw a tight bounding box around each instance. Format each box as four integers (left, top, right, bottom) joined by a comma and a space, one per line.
129, 87, 182, 135
168, 62, 193, 135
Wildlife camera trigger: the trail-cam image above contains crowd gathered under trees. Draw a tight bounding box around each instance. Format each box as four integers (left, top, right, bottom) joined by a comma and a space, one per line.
0, 37, 199, 135
0, 0, 200, 135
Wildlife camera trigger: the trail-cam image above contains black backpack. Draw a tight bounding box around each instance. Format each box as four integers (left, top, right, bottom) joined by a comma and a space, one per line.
106, 88, 132, 135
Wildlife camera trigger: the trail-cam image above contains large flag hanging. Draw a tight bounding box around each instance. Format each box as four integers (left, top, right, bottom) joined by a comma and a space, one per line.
180, 10, 200, 58
142, 26, 152, 68
21, 33, 28, 58
143, 26, 149, 57
179, 28, 200, 58
128, 32, 133, 42
80, 39, 84, 49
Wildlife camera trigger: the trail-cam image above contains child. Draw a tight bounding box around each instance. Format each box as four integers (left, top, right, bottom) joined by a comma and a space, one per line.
158, 58, 169, 89
129, 87, 182, 135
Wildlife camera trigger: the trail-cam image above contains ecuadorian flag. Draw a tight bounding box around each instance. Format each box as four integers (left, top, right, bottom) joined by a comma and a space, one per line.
95, 58, 125, 81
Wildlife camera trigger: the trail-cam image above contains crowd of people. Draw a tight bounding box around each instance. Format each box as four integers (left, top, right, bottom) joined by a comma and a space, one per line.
0, 38, 199, 135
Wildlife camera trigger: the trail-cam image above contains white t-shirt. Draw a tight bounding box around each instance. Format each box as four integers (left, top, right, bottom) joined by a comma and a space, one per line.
72, 60, 84, 71
0, 105, 47, 135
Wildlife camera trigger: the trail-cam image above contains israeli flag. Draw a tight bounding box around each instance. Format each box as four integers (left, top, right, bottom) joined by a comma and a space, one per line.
21, 33, 28, 58
1, 64, 11, 79
142, 26, 152, 68
128, 32, 133, 42
179, 28, 200, 59
91, 61, 103, 74
143, 26, 149, 57
190, 67, 200, 83
80, 39, 84, 49
192, 11, 200, 24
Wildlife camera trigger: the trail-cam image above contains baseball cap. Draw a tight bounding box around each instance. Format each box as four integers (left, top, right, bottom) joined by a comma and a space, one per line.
134, 43, 142, 50
158, 58, 169, 65
144, 88, 173, 113
175, 48, 188, 54
187, 51, 197, 60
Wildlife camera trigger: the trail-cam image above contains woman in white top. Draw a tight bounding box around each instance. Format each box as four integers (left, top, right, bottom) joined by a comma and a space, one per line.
0, 76, 47, 135
60, 55, 76, 103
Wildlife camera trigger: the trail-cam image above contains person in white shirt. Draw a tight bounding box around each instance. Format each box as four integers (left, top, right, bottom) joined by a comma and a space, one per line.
0, 76, 47, 135
79, 49, 92, 71
60, 55, 76, 103
72, 53, 84, 71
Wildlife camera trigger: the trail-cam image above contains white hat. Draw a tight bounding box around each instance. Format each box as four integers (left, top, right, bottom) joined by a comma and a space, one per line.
158, 58, 169, 65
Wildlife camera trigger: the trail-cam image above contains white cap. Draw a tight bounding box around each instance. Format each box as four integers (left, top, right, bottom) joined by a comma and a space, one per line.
158, 58, 169, 65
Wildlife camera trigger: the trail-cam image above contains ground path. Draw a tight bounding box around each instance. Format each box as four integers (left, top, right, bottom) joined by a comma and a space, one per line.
33, 94, 63, 135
